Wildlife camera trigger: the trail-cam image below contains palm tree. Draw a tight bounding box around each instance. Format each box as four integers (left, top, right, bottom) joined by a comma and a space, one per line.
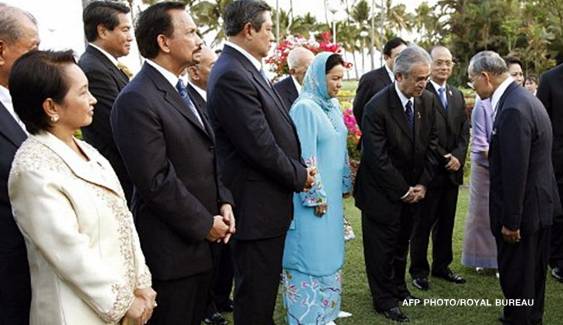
190, 0, 233, 47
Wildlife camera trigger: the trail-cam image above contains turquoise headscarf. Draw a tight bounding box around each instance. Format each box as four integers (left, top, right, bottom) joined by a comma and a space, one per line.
298, 52, 340, 113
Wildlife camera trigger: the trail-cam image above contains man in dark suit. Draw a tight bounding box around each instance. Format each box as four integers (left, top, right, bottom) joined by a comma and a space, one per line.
0, 5, 38, 324
111, 3, 234, 324
79, 1, 134, 204
273, 46, 314, 111
537, 63, 563, 282
207, 1, 314, 324
469, 51, 559, 325
410, 46, 469, 290
354, 46, 439, 323
186, 47, 230, 325
353, 37, 408, 128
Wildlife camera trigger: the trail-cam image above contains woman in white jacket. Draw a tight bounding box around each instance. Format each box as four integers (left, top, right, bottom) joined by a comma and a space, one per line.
8, 50, 155, 325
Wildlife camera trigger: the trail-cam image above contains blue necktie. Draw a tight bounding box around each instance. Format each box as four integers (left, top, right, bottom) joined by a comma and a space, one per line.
405, 100, 414, 130
438, 87, 448, 111
175, 79, 203, 127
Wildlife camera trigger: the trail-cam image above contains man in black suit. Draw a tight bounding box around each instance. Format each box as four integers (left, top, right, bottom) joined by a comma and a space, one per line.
207, 1, 314, 324
537, 63, 563, 282
410, 46, 469, 290
79, 1, 134, 204
111, 3, 234, 324
354, 46, 439, 323
469, 51, 559, 325
273, 46, 314, 111
0, 5, 38, 324
353, 37, 408, 128
186, 47, 231, 325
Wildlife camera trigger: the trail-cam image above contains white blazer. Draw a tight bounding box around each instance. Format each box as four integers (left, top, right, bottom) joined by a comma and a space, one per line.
8, 132, 151, 325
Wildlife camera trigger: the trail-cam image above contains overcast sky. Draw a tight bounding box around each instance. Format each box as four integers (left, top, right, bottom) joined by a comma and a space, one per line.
3, 0, 433, 75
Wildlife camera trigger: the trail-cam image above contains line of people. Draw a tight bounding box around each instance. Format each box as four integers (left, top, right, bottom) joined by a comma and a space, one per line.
1, 1, 563, 325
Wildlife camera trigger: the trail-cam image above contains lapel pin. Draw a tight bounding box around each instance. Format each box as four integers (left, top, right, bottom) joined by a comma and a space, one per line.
448, 90, 453, 96
417, 112, 422, 119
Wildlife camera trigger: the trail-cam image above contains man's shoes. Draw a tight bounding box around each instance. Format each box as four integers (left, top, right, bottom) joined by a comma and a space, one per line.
379, 307, 409, 322
432, 270, 466, 284
412, 277, 430, 290
203, 312, 228, 325
551, 267, 563, 282
216, 299, 234, 313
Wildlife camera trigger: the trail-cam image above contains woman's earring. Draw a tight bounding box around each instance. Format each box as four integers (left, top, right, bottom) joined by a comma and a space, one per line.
50, 115, 59, 123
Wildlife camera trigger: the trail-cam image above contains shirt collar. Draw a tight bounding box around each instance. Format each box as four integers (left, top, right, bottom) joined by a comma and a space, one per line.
291, 76, 302, 94
0, 85, 27, 133
491, 76, 514, 115
188, 82, 207, 102
430, 79, 447, 93
89, 43, 119, 67
385, 64, 395, 82
394, 82, 414, 112
146, 59, 180, 89
224, 41, 263, 72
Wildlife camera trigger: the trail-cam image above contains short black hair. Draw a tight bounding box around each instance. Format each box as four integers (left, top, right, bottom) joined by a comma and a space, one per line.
9, 50, 76, 135
135, 1, 185, 59
83, 1, 130, 42
224, 0, 271, 37
383, 37, 408, 57
505, 56, 523, 68
525, 74, 538, 84
325, 53, 344, 74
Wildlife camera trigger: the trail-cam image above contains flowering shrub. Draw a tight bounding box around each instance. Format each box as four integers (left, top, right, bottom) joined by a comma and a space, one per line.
340, 99, 361, 161
266, 32, 351, 78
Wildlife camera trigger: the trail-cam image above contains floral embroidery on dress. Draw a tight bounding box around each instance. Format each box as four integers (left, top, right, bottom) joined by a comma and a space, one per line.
101, 283, 134, 323
300, 156, 327, 207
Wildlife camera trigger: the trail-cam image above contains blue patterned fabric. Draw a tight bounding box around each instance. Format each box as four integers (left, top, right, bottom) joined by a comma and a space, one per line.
282, 52, 351, 323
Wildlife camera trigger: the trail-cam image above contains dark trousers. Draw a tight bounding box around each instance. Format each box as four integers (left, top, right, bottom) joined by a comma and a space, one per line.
410, 185, 459, 278
362, 207, 414, 311
550, 183, 563, 269
206, 242, 234, 315
0, 250, 30, 325
231, 235, 285, 325
148, 271, 213, 325
496, 227, 550, 325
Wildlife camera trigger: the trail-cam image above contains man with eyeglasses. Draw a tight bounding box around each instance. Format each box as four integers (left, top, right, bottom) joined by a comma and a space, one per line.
410, 45, 469, 291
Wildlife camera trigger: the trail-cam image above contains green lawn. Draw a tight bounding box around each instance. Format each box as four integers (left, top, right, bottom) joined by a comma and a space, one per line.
223, 187, 563, 324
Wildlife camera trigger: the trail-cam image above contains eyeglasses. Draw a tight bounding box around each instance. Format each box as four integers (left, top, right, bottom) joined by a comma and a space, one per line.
433, 60, 455, 67
467, 74, 482, 90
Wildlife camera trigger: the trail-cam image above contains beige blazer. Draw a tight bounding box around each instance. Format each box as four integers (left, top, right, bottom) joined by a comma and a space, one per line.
8, 132, 151, 325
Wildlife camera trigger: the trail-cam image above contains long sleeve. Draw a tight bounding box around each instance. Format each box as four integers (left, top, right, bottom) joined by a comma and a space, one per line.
342, 151, 353, 194
210, 70, 307, 192
451, 94, 470, 166
471, 98, 492, 154
8, 169, 134, 323
112, 90, 213, 243
290, 101, 327, 207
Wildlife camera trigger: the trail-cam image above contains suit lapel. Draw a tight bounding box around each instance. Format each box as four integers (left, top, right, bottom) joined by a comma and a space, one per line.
34, 132, 122, 196
389, 88, 414, 142
426, 83, 448, 119
414, 95, 425, 145
87, 45, 129, 88
0, 102, 27, 147
495, 82, 519, 124
187, 84, 215, 141
143, 64, 210, 138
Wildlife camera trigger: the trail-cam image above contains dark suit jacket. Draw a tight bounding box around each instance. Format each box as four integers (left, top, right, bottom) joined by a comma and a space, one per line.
489, 82, 560, 237
0, 103, 27, 257
111, 63, 234, 280
354, 85, 440, 224
353, 66, 393, 128
78, 45, 133, 203
537, 63, 563, 185
425, 83, 469, 187
187, 83, 207, 118
207, 45, 307, 240
273, 76, 298, 112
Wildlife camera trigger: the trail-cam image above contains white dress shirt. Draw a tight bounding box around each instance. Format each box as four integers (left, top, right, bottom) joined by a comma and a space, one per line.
188, 82, 207, 102
491, 76, 514, 121
89, 43, 119, 67
394, 82, 415, 112
224, 41, 263, 72
385, 64, 395, 83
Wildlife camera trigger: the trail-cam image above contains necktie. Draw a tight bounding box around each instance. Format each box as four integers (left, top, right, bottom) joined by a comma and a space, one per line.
175, 79, 203, 127
116, 62, 133, 79
405, 100, 414, 130
438, 87, 448, 111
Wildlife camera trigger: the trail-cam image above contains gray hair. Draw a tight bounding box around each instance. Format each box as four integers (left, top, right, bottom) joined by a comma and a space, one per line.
468, 51, 508, 76
393, 45, 432, 76
0, 4, 37, 43
287, 47, 313, 69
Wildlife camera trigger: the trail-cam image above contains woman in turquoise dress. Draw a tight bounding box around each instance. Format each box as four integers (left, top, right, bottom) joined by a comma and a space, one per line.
282, 52, 352, 325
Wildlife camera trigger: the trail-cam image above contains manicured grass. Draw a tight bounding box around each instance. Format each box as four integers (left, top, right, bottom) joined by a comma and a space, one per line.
222, 187, 563, 324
